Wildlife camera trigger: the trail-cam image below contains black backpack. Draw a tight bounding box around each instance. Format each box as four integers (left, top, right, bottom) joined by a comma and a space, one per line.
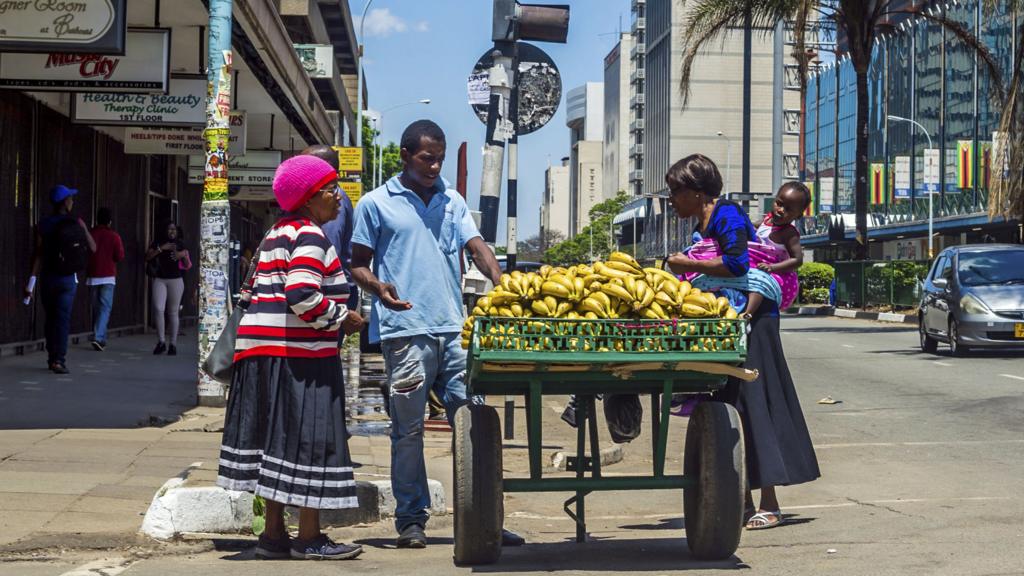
46, 218, 90, 276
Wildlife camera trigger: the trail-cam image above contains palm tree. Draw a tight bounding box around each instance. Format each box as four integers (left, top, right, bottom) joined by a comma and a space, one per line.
679, 0, 1022, 258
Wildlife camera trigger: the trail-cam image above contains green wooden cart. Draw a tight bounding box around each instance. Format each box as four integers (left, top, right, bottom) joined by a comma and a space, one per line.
453, 317, 757, 565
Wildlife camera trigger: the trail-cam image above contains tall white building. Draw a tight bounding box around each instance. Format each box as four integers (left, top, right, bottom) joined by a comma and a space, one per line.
630, 0, 802, 255
566, 82, 605, 237
540, 157, 572, 240
604, 33, 633, 200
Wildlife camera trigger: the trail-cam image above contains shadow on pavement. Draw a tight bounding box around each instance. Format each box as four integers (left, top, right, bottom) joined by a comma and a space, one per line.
470, 537, 746, 572
0, 333, 199, 429
355, 536, 455, 549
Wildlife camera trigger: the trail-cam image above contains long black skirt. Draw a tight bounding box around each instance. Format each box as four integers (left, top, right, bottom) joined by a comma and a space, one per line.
718, 312, 820, 490
217, 355, 357, 509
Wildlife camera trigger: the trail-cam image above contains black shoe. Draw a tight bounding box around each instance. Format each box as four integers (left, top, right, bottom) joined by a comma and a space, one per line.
153, 342, 166, 355
254, 533, 292, 560
90, 340, 105, 352
290, 534, 362, 560
49, 362, 69, 375
396, 524, 426, 549
167, 344, 177, 356
502, 528, 525, 547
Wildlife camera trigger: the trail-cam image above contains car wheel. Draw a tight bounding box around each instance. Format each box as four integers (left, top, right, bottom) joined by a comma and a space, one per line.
949, 318, 970, 357
919, 316, 938, 354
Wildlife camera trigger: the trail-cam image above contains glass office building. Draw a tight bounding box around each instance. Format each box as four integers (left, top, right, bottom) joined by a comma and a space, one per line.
802, 1, 1020, 255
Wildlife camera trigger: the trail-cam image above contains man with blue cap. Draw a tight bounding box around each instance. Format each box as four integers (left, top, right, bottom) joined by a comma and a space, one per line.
24, 185, 96, 374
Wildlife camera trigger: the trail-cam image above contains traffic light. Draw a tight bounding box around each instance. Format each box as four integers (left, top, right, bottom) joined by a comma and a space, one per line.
492, 1, 570, 44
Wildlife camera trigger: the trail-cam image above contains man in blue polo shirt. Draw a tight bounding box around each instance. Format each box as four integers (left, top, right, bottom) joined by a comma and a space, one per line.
351, 120, 504, 549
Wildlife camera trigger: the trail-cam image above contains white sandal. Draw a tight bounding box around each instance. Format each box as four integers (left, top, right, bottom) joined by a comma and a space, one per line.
745, 509, 783, 530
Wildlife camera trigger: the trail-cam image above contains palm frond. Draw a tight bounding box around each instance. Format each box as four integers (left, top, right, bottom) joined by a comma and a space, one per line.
989, 30, 1024, 221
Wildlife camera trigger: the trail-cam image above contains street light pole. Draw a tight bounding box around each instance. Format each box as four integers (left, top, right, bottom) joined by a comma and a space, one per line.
717, 131, 732, 199
355, 0, 374, 149
888, 114, 934, 258
372, 99, 430, 190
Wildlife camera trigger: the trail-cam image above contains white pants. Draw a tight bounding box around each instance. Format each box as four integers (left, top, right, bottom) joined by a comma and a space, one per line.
152, 277, 184, 345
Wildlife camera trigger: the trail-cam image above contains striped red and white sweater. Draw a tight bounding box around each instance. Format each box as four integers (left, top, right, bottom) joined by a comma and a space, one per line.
234, 216, 350, 361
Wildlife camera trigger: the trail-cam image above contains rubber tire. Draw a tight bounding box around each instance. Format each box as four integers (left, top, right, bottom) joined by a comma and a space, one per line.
683, 401, 746, 561
453, 404, 503, 565
919, 316, 938, 354
949, 318, 970, 357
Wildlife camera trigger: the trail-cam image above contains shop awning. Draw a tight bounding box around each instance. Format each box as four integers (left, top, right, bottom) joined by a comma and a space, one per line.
613, 199, 648, 225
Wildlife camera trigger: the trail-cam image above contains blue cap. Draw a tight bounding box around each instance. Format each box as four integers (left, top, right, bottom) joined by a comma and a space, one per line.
51, 185, 78, 203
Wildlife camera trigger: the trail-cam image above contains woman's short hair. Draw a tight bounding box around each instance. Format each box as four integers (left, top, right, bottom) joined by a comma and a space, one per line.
665, 154, 723, 198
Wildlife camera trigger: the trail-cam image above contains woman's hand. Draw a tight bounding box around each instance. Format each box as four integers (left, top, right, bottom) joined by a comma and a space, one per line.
666, 252, 692, 275
160, 242, 175, 252
756, 262, 774, 273
341, 310, 366, 335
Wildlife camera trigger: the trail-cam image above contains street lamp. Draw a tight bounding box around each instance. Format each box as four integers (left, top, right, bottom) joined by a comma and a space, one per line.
355, 0, 374, 149
887, 114, 935, 259
716, 131, 733, 199
372, 99, 431, 189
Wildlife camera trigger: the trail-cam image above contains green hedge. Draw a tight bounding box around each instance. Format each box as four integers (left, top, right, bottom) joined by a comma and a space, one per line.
798, 262, 835, 304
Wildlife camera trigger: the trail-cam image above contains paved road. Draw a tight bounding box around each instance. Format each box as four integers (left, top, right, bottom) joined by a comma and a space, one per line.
3, 316, 1022, 576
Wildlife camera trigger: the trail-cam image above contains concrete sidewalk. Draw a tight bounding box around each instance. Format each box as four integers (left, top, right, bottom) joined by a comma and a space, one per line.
0, 335, 453, 553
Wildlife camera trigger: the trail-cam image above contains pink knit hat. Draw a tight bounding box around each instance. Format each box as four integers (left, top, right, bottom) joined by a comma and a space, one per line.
273, 155, 337, 212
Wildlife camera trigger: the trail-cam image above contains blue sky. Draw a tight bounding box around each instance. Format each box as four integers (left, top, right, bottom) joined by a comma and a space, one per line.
351, 0, 633, 244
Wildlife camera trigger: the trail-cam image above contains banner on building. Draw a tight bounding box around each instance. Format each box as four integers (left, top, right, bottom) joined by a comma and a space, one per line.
333, 146, 363, 206
123, 111, 246, 155
0, 28, 168, 92
894, 155, 910, 199
72, 74, 204, 126
923, 148, 940, 194
803, 181, 816, 216
979, 141, 992, 189
187, 150, 282, 187
0, 0, 126, 54
957, 139, 974, 189
818, 178, 834, 214
294, 44, 333, 79
870, 163, 888, 205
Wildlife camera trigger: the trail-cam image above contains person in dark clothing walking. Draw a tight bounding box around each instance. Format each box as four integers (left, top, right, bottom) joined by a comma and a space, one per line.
24, 185, 96, 374
145, 220, 187, 356
87, 208, 125, 351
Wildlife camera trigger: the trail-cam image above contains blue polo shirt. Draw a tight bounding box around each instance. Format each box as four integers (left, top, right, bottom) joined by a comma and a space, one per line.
352, 174, 480, 342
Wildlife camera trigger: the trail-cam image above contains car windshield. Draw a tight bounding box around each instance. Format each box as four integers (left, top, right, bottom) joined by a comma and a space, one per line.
958, 250, 1024, 286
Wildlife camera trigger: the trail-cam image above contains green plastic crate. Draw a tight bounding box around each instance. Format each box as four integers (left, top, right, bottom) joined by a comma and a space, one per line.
471, 317, 746, 356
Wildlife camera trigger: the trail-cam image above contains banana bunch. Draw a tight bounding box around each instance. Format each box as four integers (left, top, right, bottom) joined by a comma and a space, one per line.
460, 252, 742, 350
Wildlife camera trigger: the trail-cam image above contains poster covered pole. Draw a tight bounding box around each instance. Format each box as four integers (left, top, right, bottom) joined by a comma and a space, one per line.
197, 0, 234, 406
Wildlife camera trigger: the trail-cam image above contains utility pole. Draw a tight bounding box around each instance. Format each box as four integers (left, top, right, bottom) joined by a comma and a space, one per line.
197, 0, 234, 406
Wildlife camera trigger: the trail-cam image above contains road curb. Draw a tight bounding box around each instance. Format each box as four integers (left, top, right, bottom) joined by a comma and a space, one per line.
140, 467, 446, 540
785, 306, 916, 325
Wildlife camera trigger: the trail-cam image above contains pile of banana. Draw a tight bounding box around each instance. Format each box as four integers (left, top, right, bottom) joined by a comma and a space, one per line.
460, 252, 742, 351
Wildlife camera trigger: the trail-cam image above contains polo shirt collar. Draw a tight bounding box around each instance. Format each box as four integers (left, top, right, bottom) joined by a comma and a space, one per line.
386, 173, 449, 197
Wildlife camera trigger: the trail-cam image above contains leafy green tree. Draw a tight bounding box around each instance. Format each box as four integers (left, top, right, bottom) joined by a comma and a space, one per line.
544, 193, 629, 265
362, 117, 402, 188
678, 0, 1023, 256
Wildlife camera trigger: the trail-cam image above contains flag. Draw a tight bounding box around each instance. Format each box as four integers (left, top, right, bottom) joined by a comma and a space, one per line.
803, 181, 816, 216
979, 142, 992, 190
870, 163, 887, 204
957, 140, 974, 189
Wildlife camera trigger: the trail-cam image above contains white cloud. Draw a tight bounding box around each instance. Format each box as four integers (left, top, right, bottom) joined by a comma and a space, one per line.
415, 21, 430, 32
362, 8, 407, 37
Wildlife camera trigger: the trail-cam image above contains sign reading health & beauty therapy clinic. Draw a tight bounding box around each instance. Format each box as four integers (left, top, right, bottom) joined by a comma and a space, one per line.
0, 28, 167, 92
72, 74, 204, 126
0, 0, 126, 54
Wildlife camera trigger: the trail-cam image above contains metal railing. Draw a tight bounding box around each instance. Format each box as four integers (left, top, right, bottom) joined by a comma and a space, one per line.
799, 189, 989, 237
833, 260, 932, 309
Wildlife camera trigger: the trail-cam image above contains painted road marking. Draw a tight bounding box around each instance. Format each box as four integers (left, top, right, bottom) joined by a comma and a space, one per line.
934, 361, 953, 367
842, 344, 855, 348
999, 374, 1024, 381
815, 439, 1024, 449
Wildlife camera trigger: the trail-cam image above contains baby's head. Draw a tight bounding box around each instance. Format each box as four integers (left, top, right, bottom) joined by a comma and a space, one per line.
770, 182, 812, 226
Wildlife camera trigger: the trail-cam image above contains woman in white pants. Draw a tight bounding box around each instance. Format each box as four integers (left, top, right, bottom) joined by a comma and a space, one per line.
145, 221, 187, 355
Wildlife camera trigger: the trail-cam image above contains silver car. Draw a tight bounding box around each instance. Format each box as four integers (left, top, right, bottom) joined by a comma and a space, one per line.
919, 244, 1024, 356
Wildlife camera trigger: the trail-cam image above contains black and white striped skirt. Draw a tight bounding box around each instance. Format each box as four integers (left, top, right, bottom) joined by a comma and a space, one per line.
217, 355, 357, 509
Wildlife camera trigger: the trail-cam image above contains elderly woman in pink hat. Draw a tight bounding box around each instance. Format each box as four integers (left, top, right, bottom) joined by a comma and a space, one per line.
217, 155, 366, 561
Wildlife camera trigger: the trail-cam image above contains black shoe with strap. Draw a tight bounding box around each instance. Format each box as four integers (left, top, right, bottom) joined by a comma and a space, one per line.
290, 534, 362, 560
254, 533, 292, 560
153, 342, 166, 355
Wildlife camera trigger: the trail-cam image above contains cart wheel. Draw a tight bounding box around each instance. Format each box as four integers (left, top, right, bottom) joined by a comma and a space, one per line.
683, 401, 745, 561
453, 403, 503, 565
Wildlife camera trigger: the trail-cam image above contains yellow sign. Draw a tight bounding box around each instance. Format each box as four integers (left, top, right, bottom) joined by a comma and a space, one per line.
340, 181, 363, 206
335, 147, 363, 172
